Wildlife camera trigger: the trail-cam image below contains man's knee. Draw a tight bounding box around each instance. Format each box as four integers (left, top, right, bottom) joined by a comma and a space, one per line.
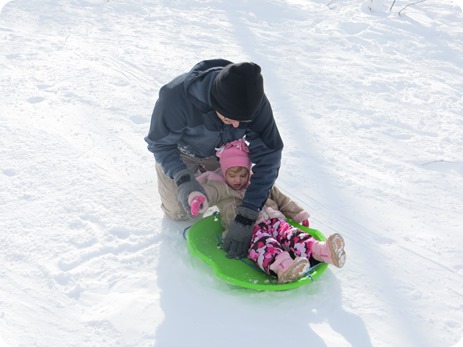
154, 162, 197, 221
161, 203, 190, 221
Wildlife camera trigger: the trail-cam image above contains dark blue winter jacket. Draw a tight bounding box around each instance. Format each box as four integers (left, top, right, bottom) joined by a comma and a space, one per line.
145, 59, 283, 212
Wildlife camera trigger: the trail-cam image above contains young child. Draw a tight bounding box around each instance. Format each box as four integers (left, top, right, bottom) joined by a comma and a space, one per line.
189, 139, 346, 284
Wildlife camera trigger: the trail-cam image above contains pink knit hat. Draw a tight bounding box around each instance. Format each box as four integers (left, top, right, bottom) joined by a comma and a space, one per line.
216, 139, 251, 176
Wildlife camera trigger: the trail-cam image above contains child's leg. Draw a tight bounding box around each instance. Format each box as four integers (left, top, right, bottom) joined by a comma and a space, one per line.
267, 219, 346, 267
247, 220, 285, 275
248, 220, 309, 283
263, 218, 316, 259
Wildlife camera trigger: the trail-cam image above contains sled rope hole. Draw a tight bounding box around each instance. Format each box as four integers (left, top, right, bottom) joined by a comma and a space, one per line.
182, 226, 189, 240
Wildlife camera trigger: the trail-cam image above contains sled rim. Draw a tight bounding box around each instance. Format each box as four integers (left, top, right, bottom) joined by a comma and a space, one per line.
186, 214, 329, 291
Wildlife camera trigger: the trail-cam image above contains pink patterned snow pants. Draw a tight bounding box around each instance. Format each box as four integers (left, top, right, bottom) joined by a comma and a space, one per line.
248, 218, 317, 275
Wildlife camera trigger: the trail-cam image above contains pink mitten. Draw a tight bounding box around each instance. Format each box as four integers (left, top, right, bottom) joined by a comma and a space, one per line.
294, 210, 310, 228
188, 193, 208, 216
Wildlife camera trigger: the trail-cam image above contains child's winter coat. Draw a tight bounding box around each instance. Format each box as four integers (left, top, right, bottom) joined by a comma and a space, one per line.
197, 174, 309, 235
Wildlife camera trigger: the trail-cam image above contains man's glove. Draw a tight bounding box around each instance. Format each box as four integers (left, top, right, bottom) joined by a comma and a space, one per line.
174, 169, 208, 217
223, 206, 259, 259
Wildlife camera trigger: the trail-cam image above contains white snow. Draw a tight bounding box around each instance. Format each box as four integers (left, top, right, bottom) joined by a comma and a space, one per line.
1, 0, 462, 346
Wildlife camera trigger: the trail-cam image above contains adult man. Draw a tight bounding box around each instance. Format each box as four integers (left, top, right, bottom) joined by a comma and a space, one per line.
145, 59, 283, 258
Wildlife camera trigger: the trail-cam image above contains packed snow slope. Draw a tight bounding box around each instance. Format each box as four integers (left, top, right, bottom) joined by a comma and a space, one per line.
1, 0, 462, 346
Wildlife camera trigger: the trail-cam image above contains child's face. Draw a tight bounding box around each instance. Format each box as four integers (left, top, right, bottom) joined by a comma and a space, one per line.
225, 166, 250, 190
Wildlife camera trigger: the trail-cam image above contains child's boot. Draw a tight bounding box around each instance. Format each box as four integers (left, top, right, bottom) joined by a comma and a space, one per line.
270, 251, 309, 284
311, 233, 346, 268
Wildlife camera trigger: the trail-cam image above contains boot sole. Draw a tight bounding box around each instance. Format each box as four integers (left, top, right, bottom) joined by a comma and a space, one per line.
327, 233, 346, 268
278, 257, 310, 284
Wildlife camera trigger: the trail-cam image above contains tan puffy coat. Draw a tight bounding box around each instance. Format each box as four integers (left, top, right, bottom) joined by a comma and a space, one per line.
201, 179, 308, 233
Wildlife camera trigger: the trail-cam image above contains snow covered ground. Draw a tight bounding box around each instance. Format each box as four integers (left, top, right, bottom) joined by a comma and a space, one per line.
1, 0, 462, 346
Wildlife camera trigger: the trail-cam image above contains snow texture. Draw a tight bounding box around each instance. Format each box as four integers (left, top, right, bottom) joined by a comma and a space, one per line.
1, 0, 462, 346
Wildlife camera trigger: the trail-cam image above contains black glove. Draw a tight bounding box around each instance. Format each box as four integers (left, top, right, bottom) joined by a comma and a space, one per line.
223, 206, 259, 259
174, 169, 208, 217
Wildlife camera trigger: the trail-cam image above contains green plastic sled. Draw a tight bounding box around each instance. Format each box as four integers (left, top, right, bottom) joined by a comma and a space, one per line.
185, 213, 329, 291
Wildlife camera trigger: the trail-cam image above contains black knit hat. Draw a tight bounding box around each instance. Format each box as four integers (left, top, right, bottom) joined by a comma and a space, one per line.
211, 62, 264, 121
